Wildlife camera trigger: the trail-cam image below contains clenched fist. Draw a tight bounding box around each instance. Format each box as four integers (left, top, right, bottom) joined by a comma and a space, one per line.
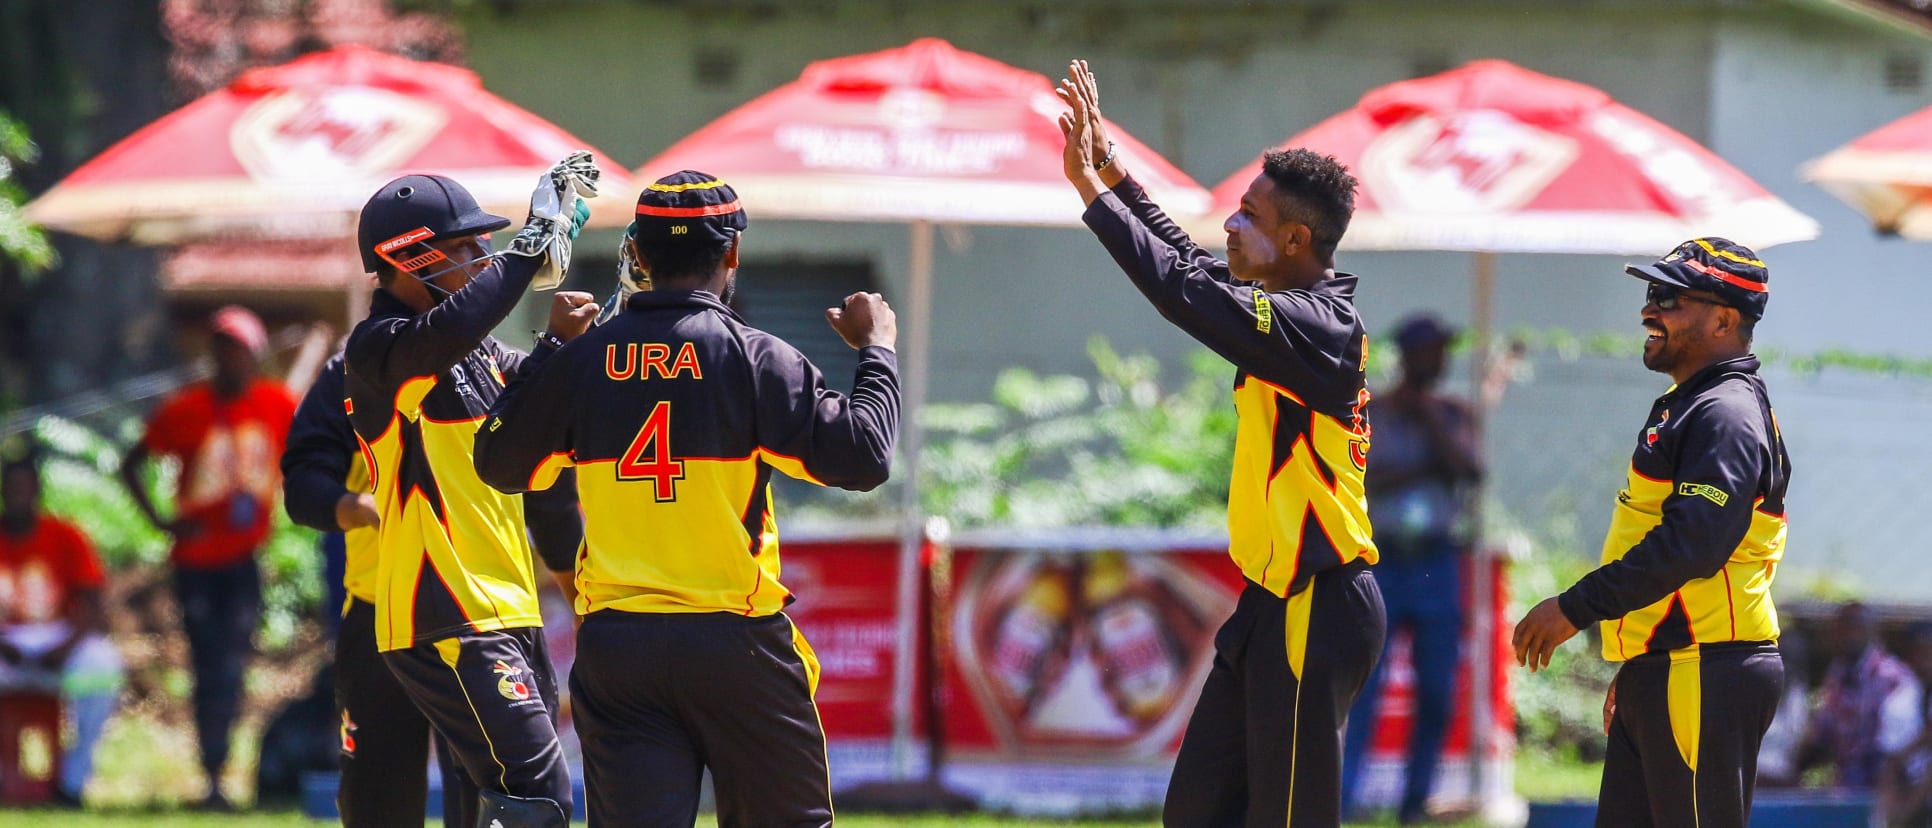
547, 291, 601, 343
826, 292, 897, 351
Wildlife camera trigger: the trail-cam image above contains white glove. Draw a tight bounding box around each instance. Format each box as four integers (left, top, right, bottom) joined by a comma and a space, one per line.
505, 150, 601, 290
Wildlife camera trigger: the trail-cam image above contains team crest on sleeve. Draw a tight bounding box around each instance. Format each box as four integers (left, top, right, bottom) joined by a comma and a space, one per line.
493, 659, 533, 702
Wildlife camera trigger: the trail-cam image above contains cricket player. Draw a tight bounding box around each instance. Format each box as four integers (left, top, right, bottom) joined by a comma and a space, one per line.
1058, 61, 1384, 826
283, 348, 581, 827
344, 155, 591, 828
473, 170, 901, 827
1513, 238, 1789, 828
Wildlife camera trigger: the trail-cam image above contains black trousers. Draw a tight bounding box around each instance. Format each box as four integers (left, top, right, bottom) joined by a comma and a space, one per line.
571, 611, 832, 828
1596, 642, 1784, 828
383, 626, 572, 823
336, 599, 473, 828
1165, 560, 1386, 827
173, 557, 262, 781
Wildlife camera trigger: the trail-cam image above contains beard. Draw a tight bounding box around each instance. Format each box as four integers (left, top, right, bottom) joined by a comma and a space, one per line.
1641, 325, 1700, 375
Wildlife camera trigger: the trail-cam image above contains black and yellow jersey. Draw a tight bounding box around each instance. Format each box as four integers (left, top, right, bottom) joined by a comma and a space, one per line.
1558, 355, 1789, 661
473, 288, 900, 618
1083, 176, 1376, 598
344, 256, 582, 651
280, 352, 379, 606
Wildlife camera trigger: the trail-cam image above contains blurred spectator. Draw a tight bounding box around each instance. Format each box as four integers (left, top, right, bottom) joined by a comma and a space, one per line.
1755, 622, 1813, 788
1342, 314, 1483, 824
116, 305, 296, 810
1798, 603, 1923, 789
0, 437, 122, 807
1878, 623, 1932, 827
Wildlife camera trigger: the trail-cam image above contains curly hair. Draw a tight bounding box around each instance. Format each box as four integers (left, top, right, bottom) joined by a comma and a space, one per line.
1260, 148, 1358, 265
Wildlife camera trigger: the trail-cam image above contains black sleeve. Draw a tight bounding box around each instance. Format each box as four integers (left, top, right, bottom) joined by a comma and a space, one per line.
1109, 175, 1228, 280
348, 254, 542, 388
279, 353, 354, 532
472, 341, 573, 495
1082, 190, 1348, 395
751, 337, 900, 492
521, 468, 582, 574
1558, 397, 1767, 627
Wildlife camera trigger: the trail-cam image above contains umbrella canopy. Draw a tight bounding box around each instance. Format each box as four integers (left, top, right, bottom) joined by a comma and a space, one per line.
1191, 59, 1817, 255
637, 37, 1209, 224
1804, 104, 1932, 237
25, 44, 632, 244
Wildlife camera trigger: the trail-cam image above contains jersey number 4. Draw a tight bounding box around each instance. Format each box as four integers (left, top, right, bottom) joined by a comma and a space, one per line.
618, 401, 683, 501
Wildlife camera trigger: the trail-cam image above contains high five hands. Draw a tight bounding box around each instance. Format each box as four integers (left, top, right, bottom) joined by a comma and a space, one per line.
1056, 59, 1119, 203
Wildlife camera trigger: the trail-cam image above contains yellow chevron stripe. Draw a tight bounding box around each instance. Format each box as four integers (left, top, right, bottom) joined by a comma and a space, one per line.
1693, 239, 1763, 268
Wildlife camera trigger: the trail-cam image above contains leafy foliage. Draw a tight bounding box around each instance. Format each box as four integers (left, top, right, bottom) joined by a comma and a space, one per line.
0, 110, 56, 273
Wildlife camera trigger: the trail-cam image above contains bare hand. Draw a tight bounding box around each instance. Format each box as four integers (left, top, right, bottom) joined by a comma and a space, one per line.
1056, 61, 1103, 195
335, 493, 379, 531
1512, 596, 1580, 673
1603, 675, 1618, 735
1057, 60, 1111, 163
826, 292, 897, 351
546, 291, 601, 343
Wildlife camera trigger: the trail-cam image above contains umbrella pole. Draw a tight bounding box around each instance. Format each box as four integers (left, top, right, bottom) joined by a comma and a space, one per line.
1466, 250, 1502, 815
889, 219, 935, 781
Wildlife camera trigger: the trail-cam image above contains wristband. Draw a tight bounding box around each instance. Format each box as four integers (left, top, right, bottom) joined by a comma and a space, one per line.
533, 330, 566, 351
1094, 142, 1118, 172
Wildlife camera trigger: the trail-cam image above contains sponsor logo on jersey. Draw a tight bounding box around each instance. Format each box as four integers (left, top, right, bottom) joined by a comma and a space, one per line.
1678, 482, 1730, 506
1252, 290, 1273, 334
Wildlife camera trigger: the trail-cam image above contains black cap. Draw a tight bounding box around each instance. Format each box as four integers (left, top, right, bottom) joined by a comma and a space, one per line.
1625, 237, 1770, 320
1392, 313, 1458, 351
357, 174, 511, 273
629, 170, 747, 250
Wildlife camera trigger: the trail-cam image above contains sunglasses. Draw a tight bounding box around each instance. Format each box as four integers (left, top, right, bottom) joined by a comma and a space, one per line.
1646, 283, 1729, 311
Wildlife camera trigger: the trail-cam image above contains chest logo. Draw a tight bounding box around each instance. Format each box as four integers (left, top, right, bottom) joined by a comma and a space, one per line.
1644, 409, 1671, 449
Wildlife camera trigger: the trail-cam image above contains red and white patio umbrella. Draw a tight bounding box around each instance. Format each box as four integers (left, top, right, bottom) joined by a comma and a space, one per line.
1804, 104, 1932, 237
1192, 59, 1817, 254
24, 44, 633, 245
635, 37, 1211, 783
1192, 58, 1817, 816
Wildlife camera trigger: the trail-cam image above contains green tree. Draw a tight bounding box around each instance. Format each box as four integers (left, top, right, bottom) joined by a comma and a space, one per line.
0, 109, 54, 273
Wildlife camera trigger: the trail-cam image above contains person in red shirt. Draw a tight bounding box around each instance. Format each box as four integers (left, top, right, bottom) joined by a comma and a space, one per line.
0, 439, 122, 808
117, 305, 296, 810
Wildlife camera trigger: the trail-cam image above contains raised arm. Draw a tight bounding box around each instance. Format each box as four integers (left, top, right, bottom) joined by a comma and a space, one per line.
473, 293, 600, 496
753, 293, 902, 491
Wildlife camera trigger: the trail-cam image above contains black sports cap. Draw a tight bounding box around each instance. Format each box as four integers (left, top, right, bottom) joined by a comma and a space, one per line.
1624, 237, 1770, 320
629, 170, 747, 249
357, 174, 511, 273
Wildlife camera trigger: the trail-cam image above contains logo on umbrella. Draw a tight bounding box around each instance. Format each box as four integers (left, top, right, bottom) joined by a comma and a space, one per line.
231, 87, 446, 183
1361, 111, 1578, 213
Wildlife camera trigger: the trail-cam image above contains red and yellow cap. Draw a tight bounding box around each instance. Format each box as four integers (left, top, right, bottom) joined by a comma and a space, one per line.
630, 170, 747, 248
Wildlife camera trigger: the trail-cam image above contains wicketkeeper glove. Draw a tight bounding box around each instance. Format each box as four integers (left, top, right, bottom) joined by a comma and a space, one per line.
506, 150, 601, 290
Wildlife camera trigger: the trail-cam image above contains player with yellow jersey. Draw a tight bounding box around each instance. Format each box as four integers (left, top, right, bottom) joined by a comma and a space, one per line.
1059, 61, 1384, 826
1515, 238, 1790, 828
344, 157, 591, 828
475, 171, 900, 827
